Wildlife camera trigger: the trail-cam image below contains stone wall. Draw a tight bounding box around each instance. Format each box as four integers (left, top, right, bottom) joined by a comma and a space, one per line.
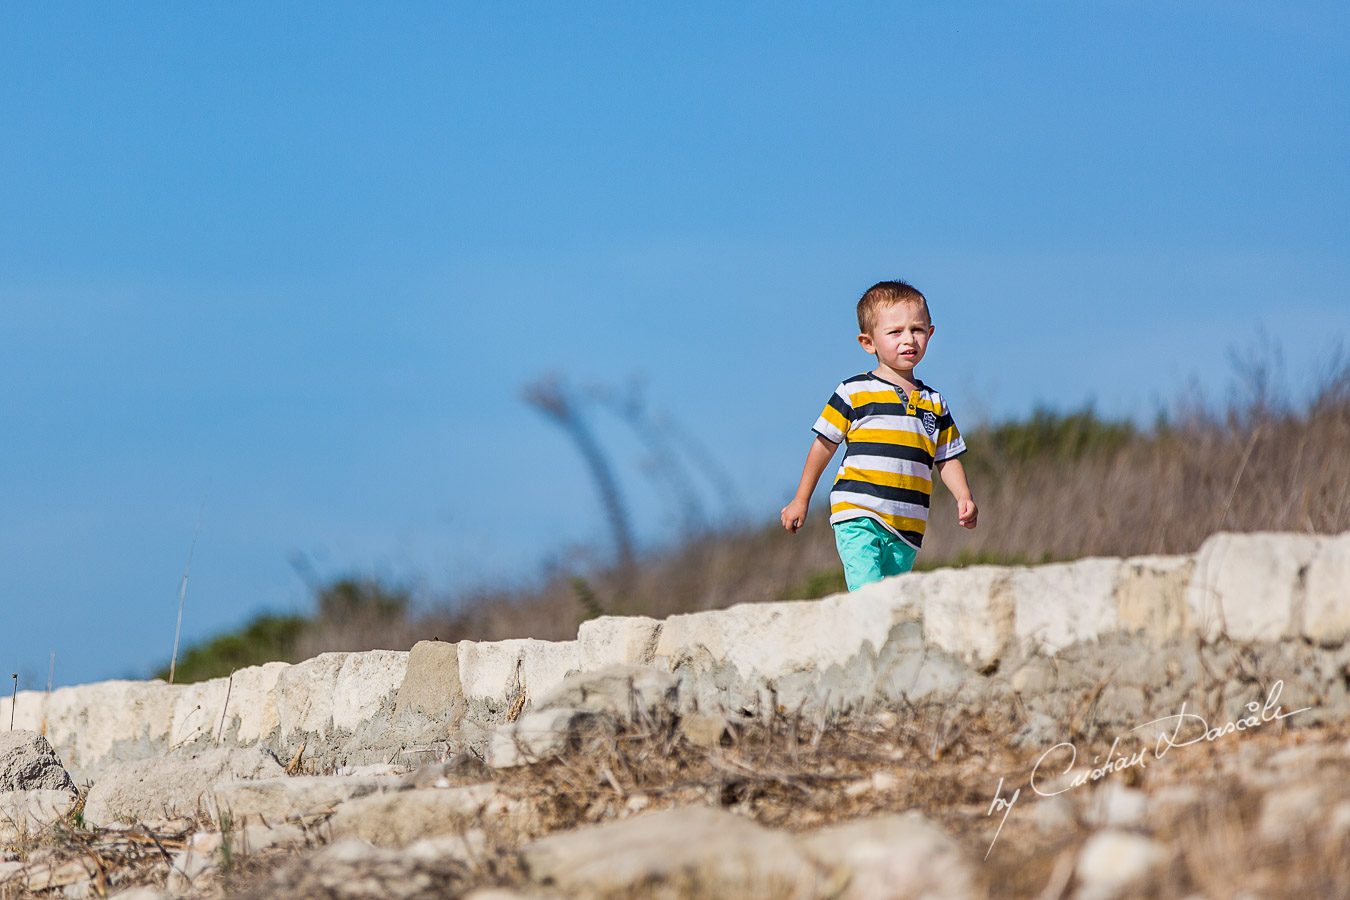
4, 530, 1347, 783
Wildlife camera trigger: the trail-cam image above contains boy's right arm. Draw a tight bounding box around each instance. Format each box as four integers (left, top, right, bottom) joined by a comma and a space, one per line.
780, 435, 840, 533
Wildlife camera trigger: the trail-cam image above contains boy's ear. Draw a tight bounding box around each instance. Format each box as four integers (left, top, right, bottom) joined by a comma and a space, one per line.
857, 332, 875, 354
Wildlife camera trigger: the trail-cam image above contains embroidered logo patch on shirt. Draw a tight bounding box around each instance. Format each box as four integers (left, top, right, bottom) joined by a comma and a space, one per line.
922, 410, 937, 436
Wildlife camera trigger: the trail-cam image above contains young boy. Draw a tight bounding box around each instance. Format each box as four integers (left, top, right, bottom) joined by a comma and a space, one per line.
780, 280, 978, 590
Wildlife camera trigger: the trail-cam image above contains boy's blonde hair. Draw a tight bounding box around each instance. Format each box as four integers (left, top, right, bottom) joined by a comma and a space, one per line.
856, 280, 931, 334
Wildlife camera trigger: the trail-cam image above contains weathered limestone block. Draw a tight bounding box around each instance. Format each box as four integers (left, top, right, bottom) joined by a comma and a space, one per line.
655, 584, 918, 682
653, 579, 928, 713
914, 565, 1014, 669
1114, 555, 1195, 639
456, 639, 581, 722
0, 689, 44, 734
275, 651, 407, 744
222, 662, 289, 745
521, 806, 827, 899
1010, 558, 1123, 655
0, 730, 75, 793
36, 681, 178, 780
874, 620, 970, 704
168, 676, 234, 751
1187, 532, 1322, 641
327, 783, 520, 846
214, 774, 402, 825
83, 748, 284, 827
798, 811, 982, 900
394, 641, 465, 724
1305, 531, 1350, 645
577, 616, 663, 669
335, 651, 410, 733
275, 653, 349, 741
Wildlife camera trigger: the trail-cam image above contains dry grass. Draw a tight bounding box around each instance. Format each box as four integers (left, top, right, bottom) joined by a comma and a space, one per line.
9, 702, 1350, 898
0, 814, 195, 899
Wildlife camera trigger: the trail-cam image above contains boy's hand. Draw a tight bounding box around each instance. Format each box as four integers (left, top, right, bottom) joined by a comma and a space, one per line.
957, 498, 978, 529
781, 498, 809, 533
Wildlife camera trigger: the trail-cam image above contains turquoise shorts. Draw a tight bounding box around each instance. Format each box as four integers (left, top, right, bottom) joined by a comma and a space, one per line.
833, 516, 918, 591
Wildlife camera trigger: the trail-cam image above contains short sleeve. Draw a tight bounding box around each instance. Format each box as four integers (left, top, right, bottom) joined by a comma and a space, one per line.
812, 382, 852, 444
933, 392, 967, 461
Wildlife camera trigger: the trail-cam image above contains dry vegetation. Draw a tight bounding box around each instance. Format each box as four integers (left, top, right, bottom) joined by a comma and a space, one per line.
8, 700, 1350, 899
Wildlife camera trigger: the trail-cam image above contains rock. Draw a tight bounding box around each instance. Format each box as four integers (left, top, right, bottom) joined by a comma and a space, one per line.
911, 565, 1014, 670
1010, 657, 1055, 694
168, 661, 290, 753
22, 857, 96, 893
260, 836, 482, 900
1010, 559, 1123, 656
399, 753, 492, 789
534, 665, 681, 723
83, 747, 284, 827
1305, 532, 1350, 645
328, 784, 522, 846
488, 708, 595, 768
11, 680, 176, 782
1013, 711, 1062, 748
679, 711, 733, 749
275, 651, 409, 744
521, 806, 826, 899
875, 620, 970, 704
653, 587, 931, 715
167, 823, 308, 893
1115, 555, 1195, 639
214, 774, 402, 825
393, 641, 466, 725
798, 811, 982, 900
1186, 532, 1322, 642
1082, 783, 1147, 829
1072, 830, 1166, 900
456, 639, 582, 724
0, 790, 78, 837
577, 616, 664, 669
0, 730, 76, 794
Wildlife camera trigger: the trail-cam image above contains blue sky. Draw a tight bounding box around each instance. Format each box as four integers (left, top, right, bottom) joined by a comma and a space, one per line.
3, 2, 1347, 687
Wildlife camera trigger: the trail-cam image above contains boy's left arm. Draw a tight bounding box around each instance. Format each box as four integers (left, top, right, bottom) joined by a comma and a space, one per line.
936, 458, 978, 529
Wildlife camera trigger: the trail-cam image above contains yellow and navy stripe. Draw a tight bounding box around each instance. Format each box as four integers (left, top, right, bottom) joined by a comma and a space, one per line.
812, 373, 966, 549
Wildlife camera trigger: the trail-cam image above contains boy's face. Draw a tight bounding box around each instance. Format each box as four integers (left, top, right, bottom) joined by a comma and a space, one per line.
858, 300, 934, 382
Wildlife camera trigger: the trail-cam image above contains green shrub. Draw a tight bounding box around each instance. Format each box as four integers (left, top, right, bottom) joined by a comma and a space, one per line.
154, 613, 306, 684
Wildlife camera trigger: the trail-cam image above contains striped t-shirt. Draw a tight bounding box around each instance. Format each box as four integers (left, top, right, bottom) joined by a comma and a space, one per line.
812, 372, 967, 549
